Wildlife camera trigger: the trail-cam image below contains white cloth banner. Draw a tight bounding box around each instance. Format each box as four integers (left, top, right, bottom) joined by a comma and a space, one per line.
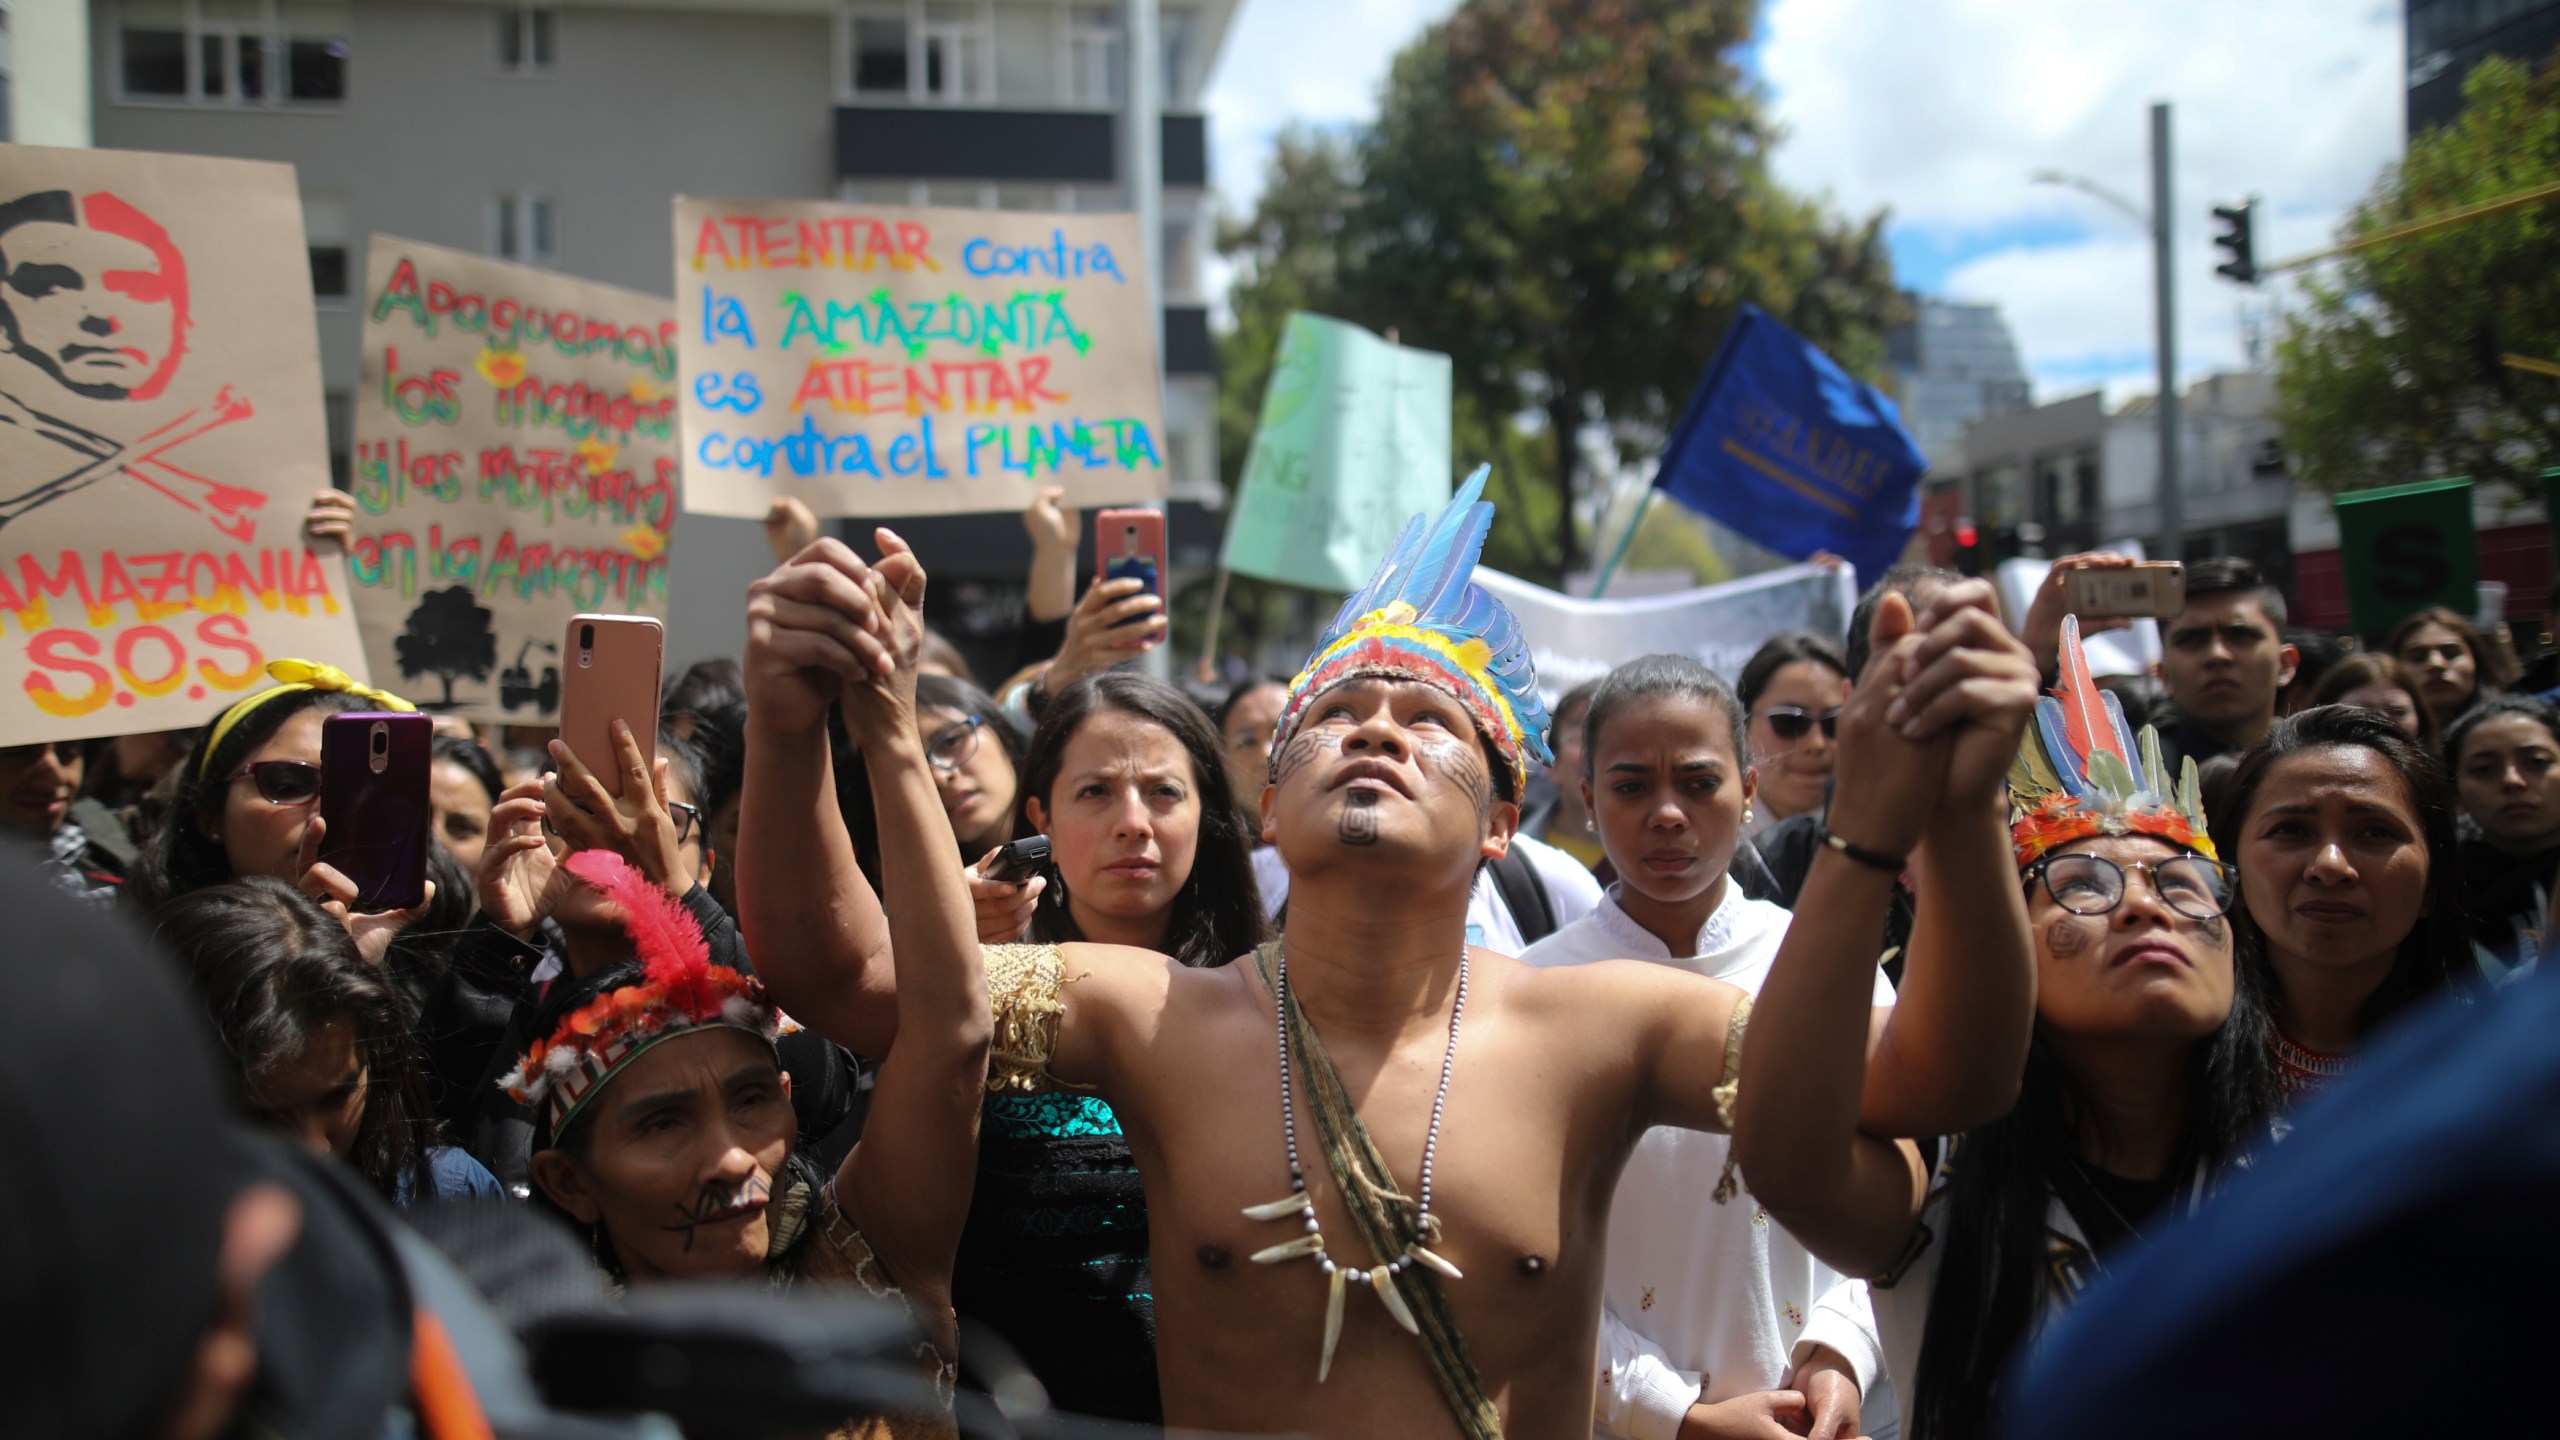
1475, 563, 1860, 701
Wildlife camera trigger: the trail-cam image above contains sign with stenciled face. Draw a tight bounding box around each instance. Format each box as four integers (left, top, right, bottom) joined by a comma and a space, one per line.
0, 143, 362, 744
673, 197, 1167, 518
347, 235, 677, 723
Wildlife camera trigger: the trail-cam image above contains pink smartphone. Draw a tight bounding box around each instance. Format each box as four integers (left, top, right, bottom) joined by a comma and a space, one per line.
317, 711, 433, 911
557, 614, 663, 797
1096, 507, 1168, 636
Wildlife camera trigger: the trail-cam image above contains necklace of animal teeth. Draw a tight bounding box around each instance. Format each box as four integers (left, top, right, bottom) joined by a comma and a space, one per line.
1244, 939, 1468, 1383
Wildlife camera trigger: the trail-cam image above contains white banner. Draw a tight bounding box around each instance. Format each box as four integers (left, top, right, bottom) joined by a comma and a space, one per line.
1475, 563, 1861, 701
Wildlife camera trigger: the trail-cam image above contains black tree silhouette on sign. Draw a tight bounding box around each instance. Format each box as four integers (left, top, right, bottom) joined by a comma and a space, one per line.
395, 586, 496, 710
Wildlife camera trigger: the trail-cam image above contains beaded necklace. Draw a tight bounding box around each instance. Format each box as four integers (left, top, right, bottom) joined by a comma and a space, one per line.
1243, 940, 1469, 1382
2267, 1024, 2351, 1098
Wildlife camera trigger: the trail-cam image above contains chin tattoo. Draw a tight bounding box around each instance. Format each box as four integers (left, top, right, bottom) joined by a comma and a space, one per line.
1340, 788, 1380, 845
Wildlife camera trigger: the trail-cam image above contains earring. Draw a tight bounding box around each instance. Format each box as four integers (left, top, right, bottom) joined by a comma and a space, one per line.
1742, 806, 1755, 825
1584, 817, 1596, 834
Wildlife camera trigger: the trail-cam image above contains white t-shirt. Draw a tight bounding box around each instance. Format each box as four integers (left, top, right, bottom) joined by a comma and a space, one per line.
1250, 830, 1603, 953
1521, 885, 1899, 1440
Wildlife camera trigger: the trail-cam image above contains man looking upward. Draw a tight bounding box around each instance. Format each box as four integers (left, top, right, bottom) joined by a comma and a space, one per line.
739, 471, 2042, 1438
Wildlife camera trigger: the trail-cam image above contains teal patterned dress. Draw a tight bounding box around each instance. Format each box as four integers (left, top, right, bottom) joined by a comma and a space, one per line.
951, 1090, 1158, 1422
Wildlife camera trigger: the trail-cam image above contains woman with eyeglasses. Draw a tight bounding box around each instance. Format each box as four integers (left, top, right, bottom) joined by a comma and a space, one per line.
1735, 621, 2278, 1440
1213, 675, 1288, 834
1738, 632, 1850, 836
843, 674, 1034, 873
128, 663, 436, 955
2218, 705, 2472, 1100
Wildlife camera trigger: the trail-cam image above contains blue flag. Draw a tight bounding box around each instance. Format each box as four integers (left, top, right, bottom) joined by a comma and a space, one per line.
1654, 305, 1926, 583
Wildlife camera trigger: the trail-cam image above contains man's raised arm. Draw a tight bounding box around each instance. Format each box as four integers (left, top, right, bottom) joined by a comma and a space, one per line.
737, 537, 901, 1056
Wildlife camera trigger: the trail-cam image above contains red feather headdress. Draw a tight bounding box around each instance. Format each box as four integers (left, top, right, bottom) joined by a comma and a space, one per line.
2008, 617, 2216, 868
498, 851, 781, 1135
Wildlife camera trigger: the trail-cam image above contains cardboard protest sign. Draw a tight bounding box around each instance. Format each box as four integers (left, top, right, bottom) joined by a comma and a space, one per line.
0, 144, 361, 745
1222, 312, 1452, 592
674, 197, 1167, 519
348, 236, 676, 721
1472, 562, 1860, 700
2334, 477, 2477, 636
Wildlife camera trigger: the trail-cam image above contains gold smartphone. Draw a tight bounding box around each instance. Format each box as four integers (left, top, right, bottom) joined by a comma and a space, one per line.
556, 614, 664, 796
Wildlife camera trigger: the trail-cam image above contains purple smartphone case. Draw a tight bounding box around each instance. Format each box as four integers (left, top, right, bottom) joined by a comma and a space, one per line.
317, 711, 433, 912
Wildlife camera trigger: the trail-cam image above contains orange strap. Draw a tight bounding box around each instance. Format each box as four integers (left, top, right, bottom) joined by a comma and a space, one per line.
409, 1309, 495, 1440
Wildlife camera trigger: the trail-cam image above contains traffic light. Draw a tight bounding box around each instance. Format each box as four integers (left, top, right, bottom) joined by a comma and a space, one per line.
2212, 199, 2258, 285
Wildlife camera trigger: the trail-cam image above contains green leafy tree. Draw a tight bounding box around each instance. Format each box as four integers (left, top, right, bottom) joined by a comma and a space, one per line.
2275, 53, 2560, 493
1337, 0, 1903, 581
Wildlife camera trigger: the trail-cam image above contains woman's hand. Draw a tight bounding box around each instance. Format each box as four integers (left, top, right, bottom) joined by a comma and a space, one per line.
479, 778, 563, 937
763, 496, 821, 563
2020, 552, 2135, 678
1895, 578, 2042, 814
836, 528, 928, 752
1022, 486, 1080, 623
292, 817, 437, 964
969, 846, 1044, 944
1677, 1390, 1811, 1440
744, 537, 894, 736
1048, 574, 1163, 695
304, 489, 355, 549
1824, 592, 1950, 860
543, 722, 689, 896
1785, 1345, 1866, 1440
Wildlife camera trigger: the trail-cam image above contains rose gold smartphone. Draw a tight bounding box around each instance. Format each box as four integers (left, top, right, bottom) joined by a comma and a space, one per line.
2067, 562, 2186, 620
557, 614, 663, 797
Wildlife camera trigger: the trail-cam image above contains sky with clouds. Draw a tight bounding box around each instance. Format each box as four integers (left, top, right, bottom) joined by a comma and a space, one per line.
1202, 0, 2409, 405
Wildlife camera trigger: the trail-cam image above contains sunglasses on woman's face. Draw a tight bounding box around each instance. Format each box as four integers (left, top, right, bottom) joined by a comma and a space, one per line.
231, 760, 323, 806
1755, 705, 1842, 742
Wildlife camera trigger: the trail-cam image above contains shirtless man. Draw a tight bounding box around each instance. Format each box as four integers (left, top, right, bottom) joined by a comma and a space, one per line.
738, 483, 2039, 1438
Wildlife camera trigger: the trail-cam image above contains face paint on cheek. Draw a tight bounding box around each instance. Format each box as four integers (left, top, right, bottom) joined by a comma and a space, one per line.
1340, 788, 1380, 845
1417, 736, 1492, 820
2194, 913, 2229, 947
2044, 915, 2094, 959
1271, 730, 1340, 790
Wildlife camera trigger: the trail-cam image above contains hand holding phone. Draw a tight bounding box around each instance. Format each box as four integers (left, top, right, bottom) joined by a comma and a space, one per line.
2064, 562, 2185, 620
980, 834, 1052, 884
316, 712, 433, 912
558, 614, 664, 797
1095, 508, 1167, 639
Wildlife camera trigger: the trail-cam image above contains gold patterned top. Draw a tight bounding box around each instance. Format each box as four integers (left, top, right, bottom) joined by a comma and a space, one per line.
984, 942, 1074, 1095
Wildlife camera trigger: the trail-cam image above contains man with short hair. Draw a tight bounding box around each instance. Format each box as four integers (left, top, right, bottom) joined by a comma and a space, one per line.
741, 476, 2043, 1437
2151, 556, 2298, 771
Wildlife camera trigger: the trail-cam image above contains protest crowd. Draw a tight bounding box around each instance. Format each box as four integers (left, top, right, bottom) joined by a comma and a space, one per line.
12, 456, 2560, 1440
4, 114, 2557, 1440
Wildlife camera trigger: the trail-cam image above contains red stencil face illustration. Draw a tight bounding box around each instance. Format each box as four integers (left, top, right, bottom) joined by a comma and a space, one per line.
0, 191, 189, 402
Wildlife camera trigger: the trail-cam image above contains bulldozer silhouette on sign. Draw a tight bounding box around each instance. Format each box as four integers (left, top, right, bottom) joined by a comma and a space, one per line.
499, 639, 559, 713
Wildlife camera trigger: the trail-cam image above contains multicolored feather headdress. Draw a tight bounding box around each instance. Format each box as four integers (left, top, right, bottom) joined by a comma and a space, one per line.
498, 850, 782, 1137
2009, 616, 2215, 867
1271, 466, 1552, 796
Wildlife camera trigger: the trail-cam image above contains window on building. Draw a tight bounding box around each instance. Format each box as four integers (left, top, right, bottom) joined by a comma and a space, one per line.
995, 183, 1064, 212
498, 5, 556, 72
116, 0, 347, 105
1161, 5, 1197, 100
918, 2, 988, 101
303, 191, 349, 302
1064, 4, 1118, 106
491, 192, 555, 266
850, 7, 908, 95
992, 1, 1049, 101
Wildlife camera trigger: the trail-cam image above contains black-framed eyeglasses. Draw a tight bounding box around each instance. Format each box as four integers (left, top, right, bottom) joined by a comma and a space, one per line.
1755, 705, 1842, 742
2024, 851, 2234, 921
926, 716, 985, 773
229, 759, 323, 806
667, 801, 701, 844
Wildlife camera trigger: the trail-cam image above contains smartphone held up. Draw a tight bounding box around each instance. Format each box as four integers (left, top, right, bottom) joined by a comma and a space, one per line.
2065, 562, 2185, 621
317, 712, 433, 912
557, 614, 665, 797
1096, 507, 1168, 645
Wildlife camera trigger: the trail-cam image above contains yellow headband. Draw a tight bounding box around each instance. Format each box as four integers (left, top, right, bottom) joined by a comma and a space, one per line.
198, 660, 416, 778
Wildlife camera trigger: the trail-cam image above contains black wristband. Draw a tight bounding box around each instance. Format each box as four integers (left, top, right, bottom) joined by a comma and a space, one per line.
1822, 830, 1906, 873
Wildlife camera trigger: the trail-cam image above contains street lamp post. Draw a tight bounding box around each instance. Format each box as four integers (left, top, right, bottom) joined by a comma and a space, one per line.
2030, 99, 2182, 565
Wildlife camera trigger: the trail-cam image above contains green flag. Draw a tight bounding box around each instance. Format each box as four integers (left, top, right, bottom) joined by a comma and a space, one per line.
2334, 476, 2478, 636
1221, 313, 1454, 590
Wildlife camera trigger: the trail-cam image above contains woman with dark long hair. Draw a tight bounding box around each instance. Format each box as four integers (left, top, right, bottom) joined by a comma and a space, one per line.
2447, 694, 2560, 970
841, 673, 1031, 876
954, 672, 1266, 1422
155, 877, 498, 1206
1738, 620, 2278, 1440
2219, 705, 2470, 1099
2386, 604, 2500, 734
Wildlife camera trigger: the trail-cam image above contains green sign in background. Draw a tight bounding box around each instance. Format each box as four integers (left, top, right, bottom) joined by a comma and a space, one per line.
2334, 476, 2477, 636
1221, 313, 1454, 591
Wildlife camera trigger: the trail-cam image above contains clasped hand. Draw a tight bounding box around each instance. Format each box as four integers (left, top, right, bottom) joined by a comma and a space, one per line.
743, 529, 930, 748
1824, 580, 2039, 860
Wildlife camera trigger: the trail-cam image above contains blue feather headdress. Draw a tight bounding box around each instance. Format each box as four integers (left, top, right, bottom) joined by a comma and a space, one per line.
1271, 466, 1553, 796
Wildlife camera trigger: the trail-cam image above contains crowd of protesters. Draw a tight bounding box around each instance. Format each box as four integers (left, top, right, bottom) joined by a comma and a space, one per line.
4, 481, 2555, 1440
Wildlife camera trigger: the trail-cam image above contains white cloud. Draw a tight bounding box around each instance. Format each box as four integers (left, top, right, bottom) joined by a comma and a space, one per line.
1762, 0, 2406, 399
1201, 0, 1458, 213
